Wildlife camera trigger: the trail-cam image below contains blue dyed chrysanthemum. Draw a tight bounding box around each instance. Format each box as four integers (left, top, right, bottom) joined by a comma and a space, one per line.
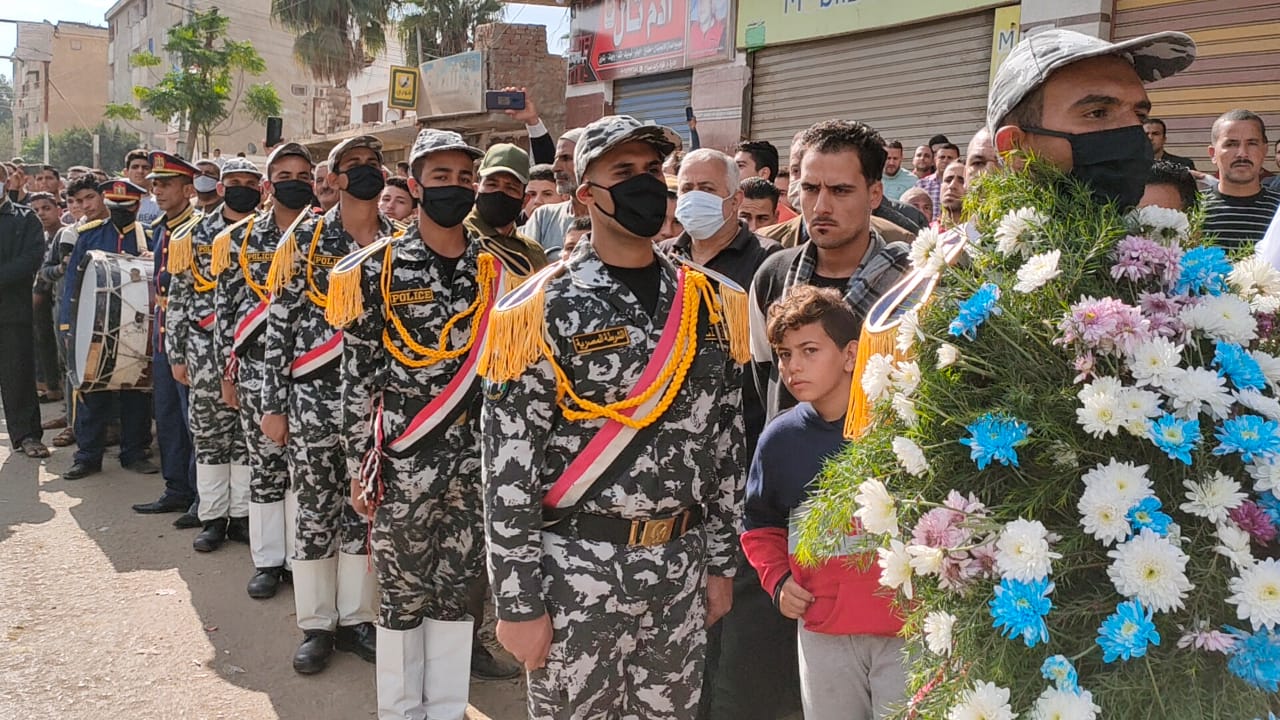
1214, 341, 1268, 391
948, 282, 1002, 340
1214, 415, 1280, 464
1126, 496, 1172, 537
1226, 626, 1280, 692
1258, 492, 1280, 529
960, 413, 1030, 470
1174, 246, 1231, 295
1096, 599, 1160, 663
1148, 413, 1201, 465
989, 577, 1054, 647
1040, 654, 1079, 693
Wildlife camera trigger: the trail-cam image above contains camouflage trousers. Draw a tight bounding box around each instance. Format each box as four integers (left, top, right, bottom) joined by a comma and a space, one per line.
287, 379, 366, 561
370, 399, 483, 630
185, 329, 246, 465
235, 354, 288, 504
527, 529, 709, 720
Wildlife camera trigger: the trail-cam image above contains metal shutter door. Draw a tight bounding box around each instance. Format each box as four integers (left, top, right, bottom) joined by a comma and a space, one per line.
1113, 0, 1280, 170
749, 11, 996, 158
614, 71, 694, 147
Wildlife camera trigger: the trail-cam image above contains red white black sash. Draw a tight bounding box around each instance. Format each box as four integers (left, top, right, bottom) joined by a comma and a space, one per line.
196, 312, 216, 332
290, 332, 343, 381
232, 299, 269, 355
541, 269, 689, 523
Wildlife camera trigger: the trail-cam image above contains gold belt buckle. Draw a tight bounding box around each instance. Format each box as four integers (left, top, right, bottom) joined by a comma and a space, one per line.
629, 516, 678, 547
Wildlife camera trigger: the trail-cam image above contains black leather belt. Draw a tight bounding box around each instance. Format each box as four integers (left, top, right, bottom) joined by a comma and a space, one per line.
546, 506, 704, 547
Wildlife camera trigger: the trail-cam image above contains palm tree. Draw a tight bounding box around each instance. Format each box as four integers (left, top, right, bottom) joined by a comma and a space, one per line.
270, 0, 395, 88
397, 0, 504, 67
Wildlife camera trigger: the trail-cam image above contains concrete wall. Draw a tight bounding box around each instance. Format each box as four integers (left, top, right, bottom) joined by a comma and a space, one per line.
12, 22, 110, 153
476, 23, 568, 141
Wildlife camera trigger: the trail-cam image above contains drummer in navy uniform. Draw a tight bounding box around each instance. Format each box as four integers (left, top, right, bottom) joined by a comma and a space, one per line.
132, 151, 201, 526
59, 177, 158, 480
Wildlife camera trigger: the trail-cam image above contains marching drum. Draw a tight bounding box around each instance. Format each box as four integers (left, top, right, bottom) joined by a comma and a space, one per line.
71, 250, 154, 392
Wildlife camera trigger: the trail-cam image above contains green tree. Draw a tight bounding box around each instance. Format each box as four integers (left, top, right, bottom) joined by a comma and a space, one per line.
398, 0, 504, 66
104, 8, 282, 157
271, 0, 394, 87
0, 75, 13, 161
20, 123, 141, 174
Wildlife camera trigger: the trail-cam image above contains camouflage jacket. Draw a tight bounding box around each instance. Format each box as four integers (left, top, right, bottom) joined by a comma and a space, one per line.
165, 210, 236, 364
214, 208, 308, 367
260, 206, 396, 432
482, 244, 746, 622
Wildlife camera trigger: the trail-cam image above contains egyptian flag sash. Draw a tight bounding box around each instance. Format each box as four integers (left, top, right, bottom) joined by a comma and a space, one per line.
290, 331, 344, 381
383, 256, 509, 456
540, 269, 689, 525
232, 299, 269, 355
196, 312, 216, 332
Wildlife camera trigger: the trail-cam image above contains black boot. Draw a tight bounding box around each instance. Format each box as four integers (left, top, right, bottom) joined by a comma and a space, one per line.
226, 516, 250, 543
335, 621, 377, 663
247, 567, 288, 599
292, 630, 336, 675
471, 642, 522, 680
193, 518, 228, 553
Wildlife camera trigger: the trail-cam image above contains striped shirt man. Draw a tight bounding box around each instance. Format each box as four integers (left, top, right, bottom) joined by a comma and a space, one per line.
1203, 185, 1280, 251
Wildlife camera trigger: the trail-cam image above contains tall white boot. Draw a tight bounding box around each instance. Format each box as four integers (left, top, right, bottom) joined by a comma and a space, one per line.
337, 552, 378, 626
195, 463, 231, 521
283, 489, 298, 571
293, 556, 339, 632
248, 500, 287, 569
228, 463, 252, 518
422, 617, 474, 720
377, 624, 428, 720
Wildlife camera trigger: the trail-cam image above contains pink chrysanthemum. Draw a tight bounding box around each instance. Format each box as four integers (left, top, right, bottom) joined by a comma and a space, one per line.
1140, 292, 1195, 339
912, 507, 970, 549
1111, 235, 1183, 288
1058, 296, 1152, 356
1229, 501, 1278, 545
1177, 626, 1238, 653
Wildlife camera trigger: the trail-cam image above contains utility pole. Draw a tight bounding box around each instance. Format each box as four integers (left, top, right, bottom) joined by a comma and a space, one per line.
41, 59, 49, 163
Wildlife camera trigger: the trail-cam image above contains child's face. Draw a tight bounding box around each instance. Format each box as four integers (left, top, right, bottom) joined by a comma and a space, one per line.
775, 323, 856, 404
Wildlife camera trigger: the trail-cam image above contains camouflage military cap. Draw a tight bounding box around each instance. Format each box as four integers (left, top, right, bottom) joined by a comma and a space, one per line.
409, 129, 483, 170
574, 115, 679, 178
327, 135, 384, 168
220, 156, 263, 179
266, 142, 314, 171
987, 29, 1196, 132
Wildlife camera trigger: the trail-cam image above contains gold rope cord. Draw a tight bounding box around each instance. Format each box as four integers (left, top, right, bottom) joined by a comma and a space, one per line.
380, 251, 497, 369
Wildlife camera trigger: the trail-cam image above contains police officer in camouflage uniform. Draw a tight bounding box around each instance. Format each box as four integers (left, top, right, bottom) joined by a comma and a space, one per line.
482, 116, 746, 720
166, 157, 257, 553
335, 129, 545, 720
213, 143, 317, 600
259, 136, 384, 675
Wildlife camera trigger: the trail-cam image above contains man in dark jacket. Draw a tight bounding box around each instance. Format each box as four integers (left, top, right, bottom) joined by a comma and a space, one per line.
0, 163, 50, 458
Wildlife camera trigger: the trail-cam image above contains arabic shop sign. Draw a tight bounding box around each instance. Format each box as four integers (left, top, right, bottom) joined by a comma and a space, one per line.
737, 0, 1006, 49
569, 0, 734, 84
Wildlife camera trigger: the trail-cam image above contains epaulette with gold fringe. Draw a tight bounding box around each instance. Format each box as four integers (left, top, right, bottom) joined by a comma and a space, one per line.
324, 233, 401, 328
266, 214, 320, 295
209, 214, 256, 275
669, 255, 751, 365
165, 212, 205, 274
478, 262, 565, 383
76, 218, 106, 233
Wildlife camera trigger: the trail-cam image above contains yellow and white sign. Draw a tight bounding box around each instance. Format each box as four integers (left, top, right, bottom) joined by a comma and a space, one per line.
989, 5, 1021, 87
737, 0, 1007, 49
388, 65, 420, 111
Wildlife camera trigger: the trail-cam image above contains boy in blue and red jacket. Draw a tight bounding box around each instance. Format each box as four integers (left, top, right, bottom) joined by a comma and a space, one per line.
742, 284, 905, 720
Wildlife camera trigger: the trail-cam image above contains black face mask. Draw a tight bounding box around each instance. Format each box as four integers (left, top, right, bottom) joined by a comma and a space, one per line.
588, 173, 669, 239
475, 191, 524, 229
109, 206, 137, 230
1023, 124, 1154, 210
419, 185, 476, 229
272, 179, 315, 211
343, 165, 385, 201
223, 185, 262, 214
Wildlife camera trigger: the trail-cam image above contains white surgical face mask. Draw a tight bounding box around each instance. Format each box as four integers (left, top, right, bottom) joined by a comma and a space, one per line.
193, 175, 218, 194
674, 189, 729, 241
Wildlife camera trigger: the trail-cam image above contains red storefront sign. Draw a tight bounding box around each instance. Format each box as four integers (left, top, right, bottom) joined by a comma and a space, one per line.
568, 0, 732, 84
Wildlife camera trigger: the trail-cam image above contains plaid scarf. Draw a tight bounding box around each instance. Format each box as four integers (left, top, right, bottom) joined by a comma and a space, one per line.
783, 228, 910, 326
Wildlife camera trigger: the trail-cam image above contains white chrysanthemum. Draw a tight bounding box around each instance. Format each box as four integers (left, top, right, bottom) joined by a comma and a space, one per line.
1133, 205, 1190, 243
1118, 387, 1162, 436
908, 544, 945, 576
892, 392, 918, 428
1180, 472, 1246, 523
892, 436, 930, 477
994, 207, 1046, 257
1165, 366, 1233, 419
923, 611, 956, 656
1076, 389, 1125, 438
1228, 256, 1280, 312
1249, 458, 1280, 495
996, 518, 1060, 582
1228, 558, 1280, 631
1030, 687, 1100, 720
1081, 459, 1152, 505
937, 342, 960, 369
1252, 350, 1280, 392
1180, 295, 1258, 344
1235, 389, 1280, 422
854, 479, 899, 537
1107, 529, 1192, 613
1078, 490, 1133, 546
909, 227, 947, 276
1126, 337, 1183, 388
1013, 249, 1062, 293
861, 353, 895, 404
877, 539, 913, 599
896, 309, 923, 354
1215, 522, 1255, 571
948, 681, 1015, 720
892, 360, 921, 396
1078, 376, 1124, 403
